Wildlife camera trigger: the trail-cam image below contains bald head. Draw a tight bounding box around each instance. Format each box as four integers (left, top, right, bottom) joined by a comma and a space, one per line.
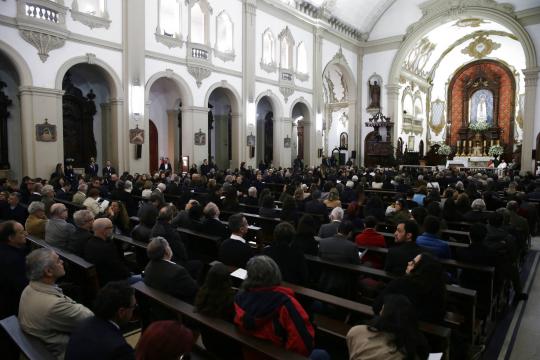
93, 218, 113, 240
50, 203, 68, 219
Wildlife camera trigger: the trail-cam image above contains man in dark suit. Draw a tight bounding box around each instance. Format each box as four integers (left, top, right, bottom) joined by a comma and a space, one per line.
152, 205, 188, 265
84, 218, 131, 286
68, 210, 94, 257
304, 190, 327, 217
65, 281, 136, 360
102, 160, 116, 179
55, 182, 72, 201
384, 220, 422, 275
87, 157, 99, 178
143, 237, 198, 303
318, 207, 343, 238
219, 213, 254, 268
159, 157, 172, 172
0, 192, 28, 225
202, 202, 229, 238
318, 221, 359, 298
28, 183, 43, 204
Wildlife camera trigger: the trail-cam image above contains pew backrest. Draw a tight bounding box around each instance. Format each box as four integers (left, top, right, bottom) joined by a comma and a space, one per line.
0, 316, 56, 360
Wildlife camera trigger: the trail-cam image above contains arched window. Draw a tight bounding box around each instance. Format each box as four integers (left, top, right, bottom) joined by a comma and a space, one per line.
296, 42, 307, 74
402, 92, 414, 118
190, 2, 205, 44
262, 29, 275, 65
159, 0, 180, 37
215, 11, 234, 60
414, 96, 423, 120
278, 26, 294, 70
75, 0, 105, 17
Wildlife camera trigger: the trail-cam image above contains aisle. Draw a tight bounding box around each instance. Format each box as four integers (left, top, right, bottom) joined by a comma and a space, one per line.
499, 236, 540, 360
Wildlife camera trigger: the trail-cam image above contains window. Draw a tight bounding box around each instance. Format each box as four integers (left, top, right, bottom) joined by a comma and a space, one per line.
77, 0, 105, 16
278, 26, 294, 70
296, 42, 307, 74
190, 2, 205, 44
215, 11, 233, 55
71, 0, 111, 29
160, 0, 180, 37
262, 29, 275, 65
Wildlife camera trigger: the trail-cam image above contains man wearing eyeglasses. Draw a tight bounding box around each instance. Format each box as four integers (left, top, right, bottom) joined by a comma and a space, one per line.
45, 203, 76, 249
65, 281, 136, 360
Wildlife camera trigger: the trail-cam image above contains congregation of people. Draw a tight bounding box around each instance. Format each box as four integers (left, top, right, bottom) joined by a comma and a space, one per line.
0, 158, 536, 359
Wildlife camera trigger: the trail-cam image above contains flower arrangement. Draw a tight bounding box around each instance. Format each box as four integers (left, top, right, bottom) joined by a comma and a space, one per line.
469, 121, 490, 132
436, 144, 453, 156
488, 145, 504, 157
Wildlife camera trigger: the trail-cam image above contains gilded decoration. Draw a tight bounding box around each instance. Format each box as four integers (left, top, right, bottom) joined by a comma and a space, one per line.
461, 36, 501, 59
516, 94, 524, 129
454, 18, 487, 28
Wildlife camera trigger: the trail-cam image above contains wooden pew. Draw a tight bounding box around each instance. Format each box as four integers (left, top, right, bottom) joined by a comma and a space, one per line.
0, 316, 56, 360
303, 254, 478, 344
25, 235, 99, 306
177, 227, 223, 262
132, 282, 308, 360
53, 197, 86, 220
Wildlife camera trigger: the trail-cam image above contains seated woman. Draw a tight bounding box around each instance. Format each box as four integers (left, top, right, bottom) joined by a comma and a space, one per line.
234, 256, 315, 357
463, 198, 491, 223
107, 200, 130, 235
194, 262, 242, 359
323, 188, 342, 209
291, 214, 319, 256
386, 199, 411, 225
259, 194, 279, 218
347, 294, 429, 360
373, 252, 447, 324
280, 195, 299, 224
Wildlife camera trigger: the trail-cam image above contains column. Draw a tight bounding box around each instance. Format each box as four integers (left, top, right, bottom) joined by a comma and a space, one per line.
522, 67, 539, 173
281, 117, 293, 168
231, 113, 242, 167
181, 106, 209, 166
386, 83, 401, 146
311, 27, 324, 167
100, 102, 111, 168
19, 86, 64, 178
167, 109, 179, 172
302, 120, 312, 166
109, 98, 126, 173
123, 0, 145, 173
355, 47, 364, 165
243, 0, 257, 168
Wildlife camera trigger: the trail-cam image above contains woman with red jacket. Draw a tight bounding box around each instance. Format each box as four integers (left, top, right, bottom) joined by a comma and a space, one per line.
234, 255, 315, 358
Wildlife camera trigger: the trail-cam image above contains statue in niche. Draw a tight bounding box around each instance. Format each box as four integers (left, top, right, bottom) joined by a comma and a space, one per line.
368, 80, 381, 109
469, 89, 493, 125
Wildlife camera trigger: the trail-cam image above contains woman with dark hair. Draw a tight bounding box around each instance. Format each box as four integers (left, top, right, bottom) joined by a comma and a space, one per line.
281, 194, 299, 224
107, 201, 131, 235
50, 163, 64, 184
373, 252, 447, 323
136, 320, 194, 360
386, 199, 410, 225
347, 294, 429, 360
364, 195, 385, 222
442, 196, 463, 222
194, 262, 242, 359
258, 188, 272, 207
292, 214, 319, 255
221, 187, 239, 212
259, 194, 279, 218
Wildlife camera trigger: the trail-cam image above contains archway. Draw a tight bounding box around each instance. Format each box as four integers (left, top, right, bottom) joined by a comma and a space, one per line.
291, 101, 310, 164
149, 120, 158, 173
148, 77, 183, 173
256, 96, 275, 167
61, 63, 111, 169
0, 50, 22, 180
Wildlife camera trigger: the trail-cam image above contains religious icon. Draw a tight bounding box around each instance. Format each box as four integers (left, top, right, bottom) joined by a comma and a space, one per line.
368, 79, 381, 109
469, 89, 493, 125
246, 134, 256, 147
194, 129, 206, 145
339, 132, 348, 150
284, 136, 291, 148
129, 125, 144, 145
36, 119, 57, 142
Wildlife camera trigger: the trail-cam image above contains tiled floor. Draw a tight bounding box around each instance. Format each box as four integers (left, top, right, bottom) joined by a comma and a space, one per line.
503, 237, 540, 360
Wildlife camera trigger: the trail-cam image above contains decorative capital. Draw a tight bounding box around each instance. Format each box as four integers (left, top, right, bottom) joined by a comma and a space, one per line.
523, 67, 540, 87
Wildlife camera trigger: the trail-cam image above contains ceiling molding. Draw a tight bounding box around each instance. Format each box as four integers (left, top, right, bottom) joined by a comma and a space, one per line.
362, 0, 397, 35
516, 6, 540, 27
362, 35, 403, 53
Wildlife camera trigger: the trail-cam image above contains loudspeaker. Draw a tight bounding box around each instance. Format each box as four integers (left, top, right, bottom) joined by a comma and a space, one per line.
136, 144, 142, 159
351, 150, 357, 159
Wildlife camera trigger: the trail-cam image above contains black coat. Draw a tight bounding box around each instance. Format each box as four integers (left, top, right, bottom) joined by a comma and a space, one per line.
201, 218, 229, 238
68, 227, 93, 257
219, 238, 254, 268
143, 259, 198, 303
384, 241, 422, 275
262, 242, 308, 285
0, 203, 28, 225
0, 243, 28, 319
65, 316, 134, 360
83, 236, 130, 286
152, 220, 188, 264
304, 199, 328, 217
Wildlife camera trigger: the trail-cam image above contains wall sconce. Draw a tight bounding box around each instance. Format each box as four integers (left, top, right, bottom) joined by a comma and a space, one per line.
130, 83, 144, 121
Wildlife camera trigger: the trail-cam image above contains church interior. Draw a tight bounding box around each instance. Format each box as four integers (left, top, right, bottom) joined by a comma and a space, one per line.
1, 0, 540, 359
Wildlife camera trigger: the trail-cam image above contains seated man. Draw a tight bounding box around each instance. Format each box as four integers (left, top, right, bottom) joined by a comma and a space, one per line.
84, 218, 136, 285
318, 207, 343, 238
152, 204, 188, 265
45, 203, 76, 249
25, 201, 48, 239
18, 248, 93, 358
143, 237, 198, 303
385, 220, 422, 275
68, 210, 95, 257
0, 192, 28, 225
416, 215, 451, 259
65, 281, 136, 360
219, 213, 254, 268
201, 202, 228, 238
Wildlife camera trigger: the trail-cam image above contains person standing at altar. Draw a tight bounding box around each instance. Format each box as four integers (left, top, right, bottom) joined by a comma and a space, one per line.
87, 157, 99, 177
497, 159, 507, 177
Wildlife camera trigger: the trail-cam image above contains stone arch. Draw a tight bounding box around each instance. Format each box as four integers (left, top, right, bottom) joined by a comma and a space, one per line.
203, 81, 242, 116
289, 97, 313, 120
255, 89, 283, 119
322, 55, 357, 100
0, 40, 33, 87
145, 70, 193, 107
55, 55, 122, 99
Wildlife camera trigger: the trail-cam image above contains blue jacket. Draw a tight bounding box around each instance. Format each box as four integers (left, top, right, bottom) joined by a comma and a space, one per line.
416, 232, 451, 259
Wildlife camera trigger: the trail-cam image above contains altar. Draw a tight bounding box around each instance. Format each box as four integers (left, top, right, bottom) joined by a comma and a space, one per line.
447, 156, 492, 168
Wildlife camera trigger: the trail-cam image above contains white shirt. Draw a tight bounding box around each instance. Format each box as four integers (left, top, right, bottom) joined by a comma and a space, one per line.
230, 234, 246, 244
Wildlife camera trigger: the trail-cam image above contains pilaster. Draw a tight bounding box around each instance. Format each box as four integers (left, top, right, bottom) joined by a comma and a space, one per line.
243, 0, 257, 168
311, 26, 324, 167
182, 106, 210, 166
281, 117, 293, 168
167, 109, 180, 172
386, 83, 401, 146
522, 67, 539, 173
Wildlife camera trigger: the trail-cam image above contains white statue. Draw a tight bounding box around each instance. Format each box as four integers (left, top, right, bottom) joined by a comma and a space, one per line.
476, 95, 488, 123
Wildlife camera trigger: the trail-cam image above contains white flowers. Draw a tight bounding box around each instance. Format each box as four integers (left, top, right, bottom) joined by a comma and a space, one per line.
488, 145, 504, 156
437, 144, 452, 156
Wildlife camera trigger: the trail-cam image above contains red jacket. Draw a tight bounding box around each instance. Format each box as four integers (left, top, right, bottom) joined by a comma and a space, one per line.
234, 285, 314, 357
355, 228, 386, 268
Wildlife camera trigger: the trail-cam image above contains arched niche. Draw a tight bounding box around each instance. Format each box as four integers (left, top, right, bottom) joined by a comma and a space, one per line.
290, 99, 311, 164
255, 90, 283, 167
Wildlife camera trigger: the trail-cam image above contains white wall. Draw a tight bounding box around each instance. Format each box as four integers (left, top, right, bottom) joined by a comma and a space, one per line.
65, 0, 123, 44
526, 23, 540, 143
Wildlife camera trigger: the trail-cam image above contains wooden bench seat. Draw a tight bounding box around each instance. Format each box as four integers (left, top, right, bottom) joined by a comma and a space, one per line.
0, 316, 56, 360
132, 282, 307, 360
